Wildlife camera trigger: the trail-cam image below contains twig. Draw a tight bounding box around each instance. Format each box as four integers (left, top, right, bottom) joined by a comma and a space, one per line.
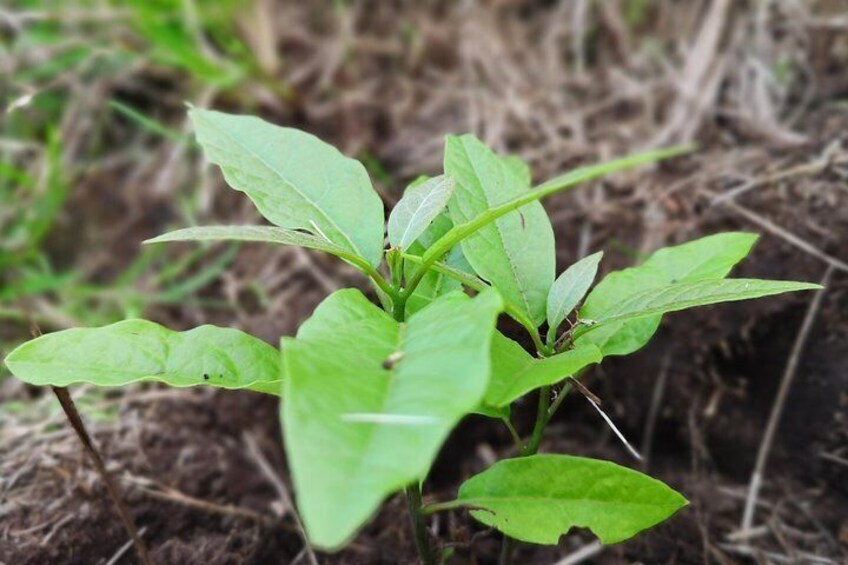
586, 396, 643, 462
105, 527, 148, 565
641, 348, 673, 470
38, 513, 74, 546
717, 543, 836, 564
551, 540, 604, 565
52, 387, 153, 565
243, 433, 318, 565
566, 375, 601, 406
819, 451, 848, 468
123, 474, 281, 526
710, 151, 848, 206
701, 188, 848, 274
740, 266, 832, 533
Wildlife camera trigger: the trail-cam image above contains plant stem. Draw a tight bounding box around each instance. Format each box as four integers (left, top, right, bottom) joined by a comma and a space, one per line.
521, 385, 551, 457
52, 387, 152, 565
393, 292, 408, 322
412, 145, 694, 296
364, 264, 396, 298
547, 381, 573, 420
501, 417, 523, 451
406, 483, 436, 565
390, 282, 436, 565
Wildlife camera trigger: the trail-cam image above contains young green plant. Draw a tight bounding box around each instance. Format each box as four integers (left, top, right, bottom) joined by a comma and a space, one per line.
4, 109, 822, 563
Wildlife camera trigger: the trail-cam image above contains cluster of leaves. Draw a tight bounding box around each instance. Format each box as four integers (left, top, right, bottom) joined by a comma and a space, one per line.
4, 108, 820, 559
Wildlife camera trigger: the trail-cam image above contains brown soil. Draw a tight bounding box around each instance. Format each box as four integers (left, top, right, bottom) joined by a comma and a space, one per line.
2, 1, 848, 564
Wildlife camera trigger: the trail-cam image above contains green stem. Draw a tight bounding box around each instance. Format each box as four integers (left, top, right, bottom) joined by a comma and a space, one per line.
391, 283, 436, 565
364, 264, 395, 298
393, 292, 409, 322
501, 417, 522, 451
521, 385, 552, 457
408, 146, 694, 299
420, 499, 466, 516
406, 483, 436, 565
547, 381, 574, 420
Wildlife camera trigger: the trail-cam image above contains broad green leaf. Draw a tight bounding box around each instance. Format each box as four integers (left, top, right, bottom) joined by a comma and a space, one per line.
546, 251, 603, 339
189, 108, 385, 267
4, 320, 280, 394
577, 232, 759, 356
483, 333, 602, 409
445, 134, 555, 326
282, 288, 503, 550
584, 278, 821, 328
457, 454, 688, 544
388, 175, 455, 250
502, 155, 531, 187
145, 225, 375, 273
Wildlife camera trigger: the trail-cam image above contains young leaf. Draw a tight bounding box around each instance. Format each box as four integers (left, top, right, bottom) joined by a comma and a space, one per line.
546, 251, 603, 340
388, 175, 455, 250
483, 332, 601, 409
189, 108, 385, 267
4, 320, 281, 395
401, 209, 478, 315
456, 454, 688, 545
576, 232, 759, 356
145, 225, 375, 273
282, 288, 503, 550
445, 134, 556, 326
584, 278, 821, 328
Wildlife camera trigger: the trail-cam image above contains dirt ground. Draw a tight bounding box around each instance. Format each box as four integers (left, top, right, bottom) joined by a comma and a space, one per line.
1, 1, 847, 564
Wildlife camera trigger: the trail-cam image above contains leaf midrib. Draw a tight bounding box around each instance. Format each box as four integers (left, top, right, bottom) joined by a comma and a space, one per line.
463, 495, 683, 509
458, 140, 534, 319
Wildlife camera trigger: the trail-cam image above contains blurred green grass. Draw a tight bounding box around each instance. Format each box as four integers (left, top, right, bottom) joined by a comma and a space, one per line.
1, 0, 265, 378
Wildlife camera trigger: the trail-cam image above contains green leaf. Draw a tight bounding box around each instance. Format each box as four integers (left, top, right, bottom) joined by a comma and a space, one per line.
4, 320, 280, 395
457, 454, 688, 544
483, 333, 601, 408
502, 155, 532, 187
282, 288, 503, 550
145, 225, 375, 273
577, 232, 759, 356
189, 108, 385, 267
445, 134, 555, 326
546, 251, 603, 340
402, 213, 472, 316
416, 145, 694, 299
388, 175, 455, 250
402, 247, 464, 316
584, 278, 821, 328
